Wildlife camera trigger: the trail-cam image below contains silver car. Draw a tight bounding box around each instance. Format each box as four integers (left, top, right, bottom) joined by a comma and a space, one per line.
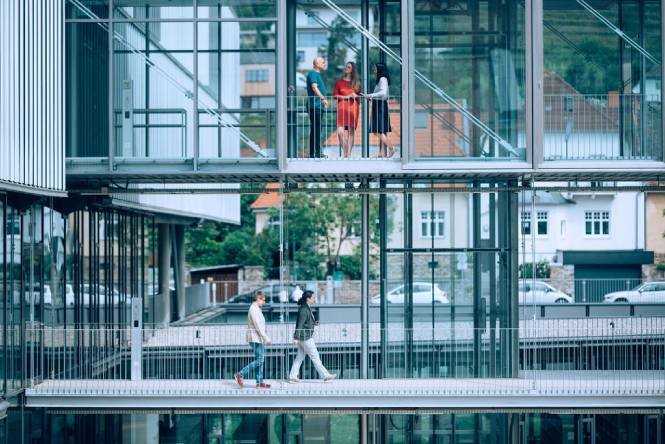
518, 280, 572, 304
371, 282, 449, 304
603, 281, 665, 303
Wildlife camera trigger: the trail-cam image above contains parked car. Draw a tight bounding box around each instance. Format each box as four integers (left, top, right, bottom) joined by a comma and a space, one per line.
370, 282, 449, 304
518, 280, 572, 304
227, 284, 298, 305
21, 285, 53, 305
603, 281, 665, 303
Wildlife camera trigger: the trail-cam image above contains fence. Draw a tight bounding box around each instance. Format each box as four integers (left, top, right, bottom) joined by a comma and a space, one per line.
25, 317, 665, 395
211, 278, 656, 306
288, 95, 401, 159
543, 94, 662, 161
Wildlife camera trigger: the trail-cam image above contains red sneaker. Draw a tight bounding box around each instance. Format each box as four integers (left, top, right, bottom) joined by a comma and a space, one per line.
234, 373, 244, 388
256, 383, 271, 389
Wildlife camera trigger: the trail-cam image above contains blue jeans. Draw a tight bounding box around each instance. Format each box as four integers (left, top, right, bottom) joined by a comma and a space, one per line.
240, 342, 265, 383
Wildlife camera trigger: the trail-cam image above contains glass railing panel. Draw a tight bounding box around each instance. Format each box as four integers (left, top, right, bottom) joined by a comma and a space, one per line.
543, 93, 662, 160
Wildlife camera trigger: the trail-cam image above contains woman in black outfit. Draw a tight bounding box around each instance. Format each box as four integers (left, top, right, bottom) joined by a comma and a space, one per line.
287, 291, 337, 383
363, 63, 395, 158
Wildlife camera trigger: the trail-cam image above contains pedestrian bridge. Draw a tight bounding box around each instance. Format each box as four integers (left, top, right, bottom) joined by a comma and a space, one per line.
21, 317, 665, 410
25, 372, 665, 410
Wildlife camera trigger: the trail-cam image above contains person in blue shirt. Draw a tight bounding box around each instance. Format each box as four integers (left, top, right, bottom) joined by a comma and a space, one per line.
307, 57, 329, 158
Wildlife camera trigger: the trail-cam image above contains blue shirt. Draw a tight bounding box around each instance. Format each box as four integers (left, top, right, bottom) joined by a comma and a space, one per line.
306, 70, 327, 109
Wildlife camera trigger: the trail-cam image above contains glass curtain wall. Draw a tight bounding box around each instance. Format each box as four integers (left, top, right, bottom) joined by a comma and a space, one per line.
64, 208, 154, 327
65, 0, 277, 162
380, 181, 519, 379
2, 201, 26, 395
287, 0, 403, 159
0, 199, 161, 395
543, 0, 662, 161
412, 0, 527, 161
2, 411, 659, 443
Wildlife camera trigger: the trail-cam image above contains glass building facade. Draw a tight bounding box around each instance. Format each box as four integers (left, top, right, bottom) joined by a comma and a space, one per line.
2, 411, 665, 443
2, 0, 665, 443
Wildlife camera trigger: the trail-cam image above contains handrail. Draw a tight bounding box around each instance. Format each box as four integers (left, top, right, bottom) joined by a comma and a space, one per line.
113, 108, 188, 157
319, 0, 519, 157
574, 0, 660, 66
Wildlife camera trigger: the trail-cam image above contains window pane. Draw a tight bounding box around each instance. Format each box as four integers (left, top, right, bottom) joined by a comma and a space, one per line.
414, 0, 526, 160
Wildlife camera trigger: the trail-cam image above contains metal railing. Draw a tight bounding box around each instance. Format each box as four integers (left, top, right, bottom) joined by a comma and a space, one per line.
210, 277, 659, 305
197, 108, 276, 159
543, 94, 662, 161
113, 108, 188, 158
530, 278, 645, 303
25, 317, 665, 396
288, 95, 401, 159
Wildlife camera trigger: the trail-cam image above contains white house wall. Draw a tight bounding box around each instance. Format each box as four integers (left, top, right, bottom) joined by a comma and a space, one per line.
0, 0, 65, 192
387, 193, 469, 249
519, 192, 646, 264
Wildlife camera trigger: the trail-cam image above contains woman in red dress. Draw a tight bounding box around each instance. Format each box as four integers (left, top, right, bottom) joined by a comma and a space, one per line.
333, 62, 361, 158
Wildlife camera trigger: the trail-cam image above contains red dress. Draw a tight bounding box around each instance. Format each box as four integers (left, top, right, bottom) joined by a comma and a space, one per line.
333, 79, 361, 129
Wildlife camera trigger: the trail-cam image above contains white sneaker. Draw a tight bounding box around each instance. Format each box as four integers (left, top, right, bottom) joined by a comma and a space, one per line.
323, 374, 337, 383
287, 378, 301, 384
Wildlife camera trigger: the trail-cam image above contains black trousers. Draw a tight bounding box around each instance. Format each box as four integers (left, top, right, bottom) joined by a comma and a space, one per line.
308, 107, 323, 158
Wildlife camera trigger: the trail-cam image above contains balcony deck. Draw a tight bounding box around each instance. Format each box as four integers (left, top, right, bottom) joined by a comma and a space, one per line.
25, 371, 665, 409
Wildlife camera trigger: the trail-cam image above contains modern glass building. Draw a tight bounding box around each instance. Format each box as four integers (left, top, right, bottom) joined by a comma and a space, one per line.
2, 0, 665, 442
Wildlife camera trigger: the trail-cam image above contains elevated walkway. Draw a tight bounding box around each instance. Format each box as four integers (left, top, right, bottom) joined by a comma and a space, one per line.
25, 372, 665, 409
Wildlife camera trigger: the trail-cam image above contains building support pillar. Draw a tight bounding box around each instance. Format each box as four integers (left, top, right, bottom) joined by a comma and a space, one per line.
157, 223, 171, 326
361, 180, 370, 379
174, 225, 186, 321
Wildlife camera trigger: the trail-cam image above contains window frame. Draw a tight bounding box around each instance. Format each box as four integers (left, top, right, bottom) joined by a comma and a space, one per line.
520, 211, 531, 236
536, 211, 548, 237
584, 210, 610, 237
419, 210, 446, 239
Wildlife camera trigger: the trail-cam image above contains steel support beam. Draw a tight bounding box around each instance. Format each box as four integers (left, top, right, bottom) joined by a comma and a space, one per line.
277, 0, 287, 169
361, 179, 370, 379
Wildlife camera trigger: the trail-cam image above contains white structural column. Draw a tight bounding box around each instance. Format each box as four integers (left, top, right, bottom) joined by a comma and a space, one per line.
528, 0, 544, 166
174, 225, 187, 321
158, 224, 172, 326
0, 0, 65, 193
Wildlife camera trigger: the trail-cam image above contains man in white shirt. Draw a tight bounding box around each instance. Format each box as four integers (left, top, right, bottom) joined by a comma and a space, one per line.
235, 291, 272, 388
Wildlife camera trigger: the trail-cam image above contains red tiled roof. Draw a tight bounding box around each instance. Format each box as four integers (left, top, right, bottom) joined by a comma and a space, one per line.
250, 183, 282, 210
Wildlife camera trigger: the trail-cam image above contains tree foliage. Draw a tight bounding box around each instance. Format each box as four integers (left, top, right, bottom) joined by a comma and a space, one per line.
186, 188, 381, 280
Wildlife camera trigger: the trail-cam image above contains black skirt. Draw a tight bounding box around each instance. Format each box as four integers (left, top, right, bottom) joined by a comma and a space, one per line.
370, 99, 391, 134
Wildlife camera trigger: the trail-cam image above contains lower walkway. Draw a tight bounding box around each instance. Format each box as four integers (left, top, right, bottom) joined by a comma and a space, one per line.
25, 371, 665, 409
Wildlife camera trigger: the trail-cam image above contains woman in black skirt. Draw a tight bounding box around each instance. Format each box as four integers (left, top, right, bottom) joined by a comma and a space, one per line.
363, 63, 395, 158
